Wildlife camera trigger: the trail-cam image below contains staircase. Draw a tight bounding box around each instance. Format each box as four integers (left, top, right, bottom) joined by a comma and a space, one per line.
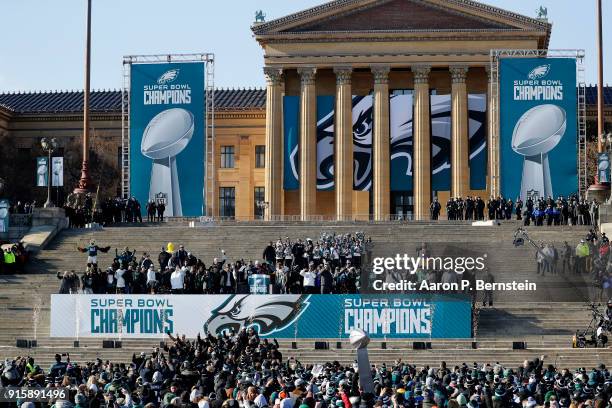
1, 222, 609, 369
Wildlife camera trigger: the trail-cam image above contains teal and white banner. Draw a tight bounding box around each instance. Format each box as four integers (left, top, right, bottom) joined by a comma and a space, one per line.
283, 95, 300, 191
248, 274, 270, 294
500, 58, 577, 201
52, 157, 64, 187
129, 62, 205, 216
468, 94, 487, 190
36, 157, 48, 187
598, 153, 610, 184
431, 95, 452, 191
390, 94, 413, 191
50, 294, 471, 339
0, 199, 9, 233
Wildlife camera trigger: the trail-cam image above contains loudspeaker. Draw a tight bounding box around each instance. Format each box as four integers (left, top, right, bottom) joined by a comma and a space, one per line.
291, 342, 297, 349
314, 341, 329, 350
381, 342, 387, 350
114, 341, 122, 349
29, 340, 37, 348
102, 340, 115, 348
412, 342, 432, 350
512, 341, 526, 350
159, 341, 165, 348
336, 342, 342, 349
471, 341, 478, 349
16, 339, 29, 348
73, 341, 80, 348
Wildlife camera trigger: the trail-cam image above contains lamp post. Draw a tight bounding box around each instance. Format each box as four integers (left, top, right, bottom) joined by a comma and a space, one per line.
587, 0, 609, 201
74, 0, 94, 194
41, 138, 58, 208
597, 0, 605, 153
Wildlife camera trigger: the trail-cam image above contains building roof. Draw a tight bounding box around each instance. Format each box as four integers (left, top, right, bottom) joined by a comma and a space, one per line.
585, 85, 612, 106
0, 86, 609, 115
0, 88, 266, 114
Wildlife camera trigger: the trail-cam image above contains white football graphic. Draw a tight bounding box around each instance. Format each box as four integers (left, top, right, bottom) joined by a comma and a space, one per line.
141, 108, 194, 160
511, 104, 566, 156
349, 329, 370, 349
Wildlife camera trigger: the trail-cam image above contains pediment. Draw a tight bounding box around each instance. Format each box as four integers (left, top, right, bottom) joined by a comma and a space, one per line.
253, 0, 550, 41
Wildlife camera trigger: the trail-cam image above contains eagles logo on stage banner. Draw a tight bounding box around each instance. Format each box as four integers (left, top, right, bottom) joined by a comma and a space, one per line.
51, 294, 471, 339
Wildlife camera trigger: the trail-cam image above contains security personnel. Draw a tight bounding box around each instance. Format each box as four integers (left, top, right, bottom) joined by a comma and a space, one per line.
575, 239, 590, 274
3, 247, 16, 274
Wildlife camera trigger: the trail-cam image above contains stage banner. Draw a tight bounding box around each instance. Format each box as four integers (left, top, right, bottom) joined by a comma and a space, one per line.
249, 274, 270, 294
353, 96, 373, 191
129, 62, 205, 216
430, 95, 451, 191
36, 157, 48, 187
500, 58, 577, 201
52, 157, 64, 187
390, 94, 414, 191
283, 95, 300, 191
50, 294, 471, 339
316, 95, 335, 190
598, 153, 610, 184
468, 94, 487, 190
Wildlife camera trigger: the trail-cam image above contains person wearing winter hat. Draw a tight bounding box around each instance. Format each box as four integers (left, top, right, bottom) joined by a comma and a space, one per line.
74, 393, 88, 408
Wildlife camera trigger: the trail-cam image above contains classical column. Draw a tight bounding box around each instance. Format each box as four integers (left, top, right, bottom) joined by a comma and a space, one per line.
413, 65, 431, 221
485, 66, 498, 197
372, 65, 390, 221
263, 67, 283, 220
450, 65, 469, 199
334, 67, 353, 221
298, 67, 317, 221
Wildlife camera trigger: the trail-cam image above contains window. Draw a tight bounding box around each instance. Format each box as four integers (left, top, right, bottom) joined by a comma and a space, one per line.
255, 145, 265, 168
219, 187, 235, 218
220, 146, 235, 168
254, 187, 265, 219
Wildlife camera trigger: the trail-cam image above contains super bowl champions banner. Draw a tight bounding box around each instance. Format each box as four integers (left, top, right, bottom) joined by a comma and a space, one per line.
500, 58, 577, 201
36, 157, 48, 187
51, 294, 471, 339
129, 62, 205, 216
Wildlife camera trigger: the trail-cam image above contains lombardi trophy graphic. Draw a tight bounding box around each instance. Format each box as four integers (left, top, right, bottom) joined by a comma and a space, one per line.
511, 104, 566, 200
349, 329, 374, 394
141, 108, 194, 217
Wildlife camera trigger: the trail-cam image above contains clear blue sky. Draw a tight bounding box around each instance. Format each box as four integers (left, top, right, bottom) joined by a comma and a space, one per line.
0, 0, 609, 92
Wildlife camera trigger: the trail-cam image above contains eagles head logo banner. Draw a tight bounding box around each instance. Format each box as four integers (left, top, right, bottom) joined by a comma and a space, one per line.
430, 94, 488, 193
283, 95, 375, 191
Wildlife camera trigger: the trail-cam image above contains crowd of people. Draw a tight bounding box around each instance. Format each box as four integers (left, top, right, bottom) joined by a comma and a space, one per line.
8, 201, 37, 215
431, 195, 599, 226
57, 232, 370, 296
2, 332, 612, 408
63, 196, 166, 228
